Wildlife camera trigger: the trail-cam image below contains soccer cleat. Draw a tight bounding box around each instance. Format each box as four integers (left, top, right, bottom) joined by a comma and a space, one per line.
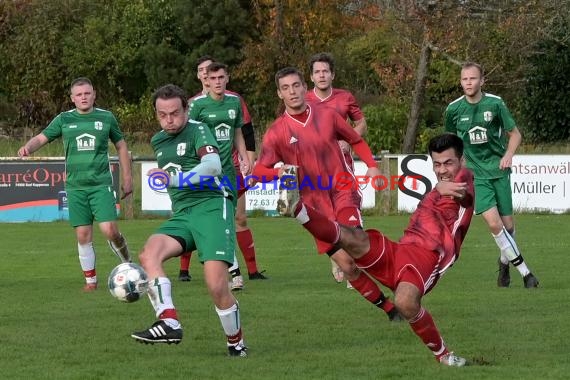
439, 352, 467, 367
387, 308, 404, 322
178, 270, 192, 282
230, 275, 244, 291
276, 165, 300, 217
228, 342, 248, 357
497, 259, 510, 287
131, 320, 183, 344
523, 273, 539, 288
248, 271, 268, 280
83, 283, 97, 292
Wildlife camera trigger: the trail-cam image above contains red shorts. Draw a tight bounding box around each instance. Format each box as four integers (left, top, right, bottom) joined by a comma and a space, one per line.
356, 230, 441, 295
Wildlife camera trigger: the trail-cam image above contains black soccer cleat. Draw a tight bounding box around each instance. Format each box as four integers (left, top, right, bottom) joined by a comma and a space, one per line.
497, 259, 511, 287
523, 273, 539, 288
178, 270, 192, 282
131, 320, 183, 344
248, 271, 269, 280
387, 308, 404, 322
228, 342, 248, 357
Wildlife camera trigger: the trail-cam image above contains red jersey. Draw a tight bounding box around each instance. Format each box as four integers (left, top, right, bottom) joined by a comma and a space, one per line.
399, 167, 474, 274
257, 104, 363, 216
305, 88, 364, 122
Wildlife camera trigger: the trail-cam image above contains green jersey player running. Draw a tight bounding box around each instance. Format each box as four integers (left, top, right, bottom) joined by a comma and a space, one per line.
18, 77, 132, 292
445, 61, 538, 288
131, 84, 247, 357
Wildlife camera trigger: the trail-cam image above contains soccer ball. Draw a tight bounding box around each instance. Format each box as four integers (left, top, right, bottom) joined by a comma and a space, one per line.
107, 262, 148, 303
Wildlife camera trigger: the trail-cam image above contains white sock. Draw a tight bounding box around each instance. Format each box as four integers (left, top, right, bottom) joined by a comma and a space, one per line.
215, 302, 241, 344
147, 277, 176, 319
78, 242, 96, 283
492, 228, 530, 277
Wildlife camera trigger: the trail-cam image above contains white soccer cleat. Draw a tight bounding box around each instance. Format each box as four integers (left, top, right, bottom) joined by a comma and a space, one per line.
439, 352, 467, 367
276, 165, 300, 217
230, 275, 244, 291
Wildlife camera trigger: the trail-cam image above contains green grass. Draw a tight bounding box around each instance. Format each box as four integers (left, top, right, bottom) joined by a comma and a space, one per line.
1, 215, 568, 379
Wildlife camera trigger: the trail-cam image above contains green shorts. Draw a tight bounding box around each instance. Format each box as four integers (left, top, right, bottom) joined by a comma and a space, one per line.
155, 197, 236, 264
474, 175, 513, 216
67, 186, 118, 227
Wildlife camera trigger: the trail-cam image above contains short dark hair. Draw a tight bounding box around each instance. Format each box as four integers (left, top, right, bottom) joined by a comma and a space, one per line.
461, 61, 484, 77
428, 133, 464, 158
151, 84, 188, 110
309, 52, 335, 74
207, 62, 228, 74
196, 55, 215, 67
275, 67, 305, 88
70, 77, 93, 91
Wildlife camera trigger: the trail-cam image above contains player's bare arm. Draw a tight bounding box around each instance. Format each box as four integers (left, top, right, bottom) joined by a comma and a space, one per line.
115, 139, 133, 199
18, 134, 49, 157
500, 127, 522, 169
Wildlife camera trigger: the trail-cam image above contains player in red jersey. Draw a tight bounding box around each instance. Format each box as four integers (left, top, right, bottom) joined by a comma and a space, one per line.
178, 56, 267, 288
306, 52, 368, 283
252, 67, 402, 321
288, 133, 473, 366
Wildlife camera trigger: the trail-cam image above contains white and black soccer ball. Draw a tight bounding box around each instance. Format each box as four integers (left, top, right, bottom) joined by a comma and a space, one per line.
107, 262, 148, 303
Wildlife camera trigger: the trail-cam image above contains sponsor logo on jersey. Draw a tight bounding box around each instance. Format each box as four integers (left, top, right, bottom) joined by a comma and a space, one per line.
289, 136, 298, 144
157, 151, 163, 157
468, 126, 488, 144
76, 133, 96, 151
94, 121, 103, 130
483, 111, 493, 122
228, 109, 236, 119
215, 124, 231, 141
348, 215, 358, 222
215, 251, 226, 255
69, 124, 77, 129
460, 116, 470, 121
176, 143, 186, 156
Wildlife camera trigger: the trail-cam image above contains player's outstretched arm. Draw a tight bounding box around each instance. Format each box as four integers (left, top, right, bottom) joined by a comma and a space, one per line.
18, 134, 49, 157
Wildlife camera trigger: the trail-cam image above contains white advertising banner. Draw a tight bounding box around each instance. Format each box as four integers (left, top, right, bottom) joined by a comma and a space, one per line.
140, 161, 377, 213
397, 154, 570, 213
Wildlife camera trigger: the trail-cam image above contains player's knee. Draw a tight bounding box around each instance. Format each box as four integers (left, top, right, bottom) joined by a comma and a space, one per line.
235, 213, 248, 228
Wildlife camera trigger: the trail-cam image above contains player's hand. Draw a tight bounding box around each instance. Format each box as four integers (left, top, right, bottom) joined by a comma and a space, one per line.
121, 185, 133, 200
17, 146, 30, 157
435, 181, 467, 199
240, 157, 251, 176
338, 140, 351, 153
364, 166, 382, 188
499, 153, 513, 170
277, 164, 296, 178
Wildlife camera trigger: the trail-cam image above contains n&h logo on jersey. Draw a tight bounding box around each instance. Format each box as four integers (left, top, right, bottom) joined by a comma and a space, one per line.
176, 143, 186, 156
76, 133, 96, 151
468, 126, 488, 144
215, 124, 231, 141
483, 111, 493, 122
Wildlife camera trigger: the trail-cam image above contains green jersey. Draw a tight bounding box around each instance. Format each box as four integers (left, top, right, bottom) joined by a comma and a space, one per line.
189, 93, 243, 178
151, 120, 227, 212
445, 93, 516, 179
41, 108, 123, 189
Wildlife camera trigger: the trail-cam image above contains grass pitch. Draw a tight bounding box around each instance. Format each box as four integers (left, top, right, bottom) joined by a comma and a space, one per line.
1, 214, 569, 380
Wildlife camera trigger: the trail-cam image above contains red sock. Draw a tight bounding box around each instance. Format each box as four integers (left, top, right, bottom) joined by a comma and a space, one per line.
296, 203, 340, 244
350, 272, 395, 313
83, 269, 96, 278
227, 328, 243, 345
180, 252, 192, 271
409, 308, 448, 361
237, 229, 258, 274
159, 308, 178, 321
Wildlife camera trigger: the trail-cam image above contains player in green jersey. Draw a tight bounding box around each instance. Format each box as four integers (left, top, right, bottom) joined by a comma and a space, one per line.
18, 77, 132, 291
444, 62, 538, 288
131, 84, 247, 357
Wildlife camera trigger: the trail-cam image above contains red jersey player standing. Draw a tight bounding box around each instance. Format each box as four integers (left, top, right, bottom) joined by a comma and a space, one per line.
178, 56, 267, 288
306, 52, 368, 284
290, 133, 474, 366
252, 67, 402, 321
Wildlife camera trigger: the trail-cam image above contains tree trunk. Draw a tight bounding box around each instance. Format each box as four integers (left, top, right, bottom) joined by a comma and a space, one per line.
402, 35, 432, 153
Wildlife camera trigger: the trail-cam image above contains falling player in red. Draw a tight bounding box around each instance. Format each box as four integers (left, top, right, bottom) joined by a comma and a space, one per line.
291, 133, 474, 367
306, 52, 368, 283
252, 66, 402, 321
178, 56, 266, 287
